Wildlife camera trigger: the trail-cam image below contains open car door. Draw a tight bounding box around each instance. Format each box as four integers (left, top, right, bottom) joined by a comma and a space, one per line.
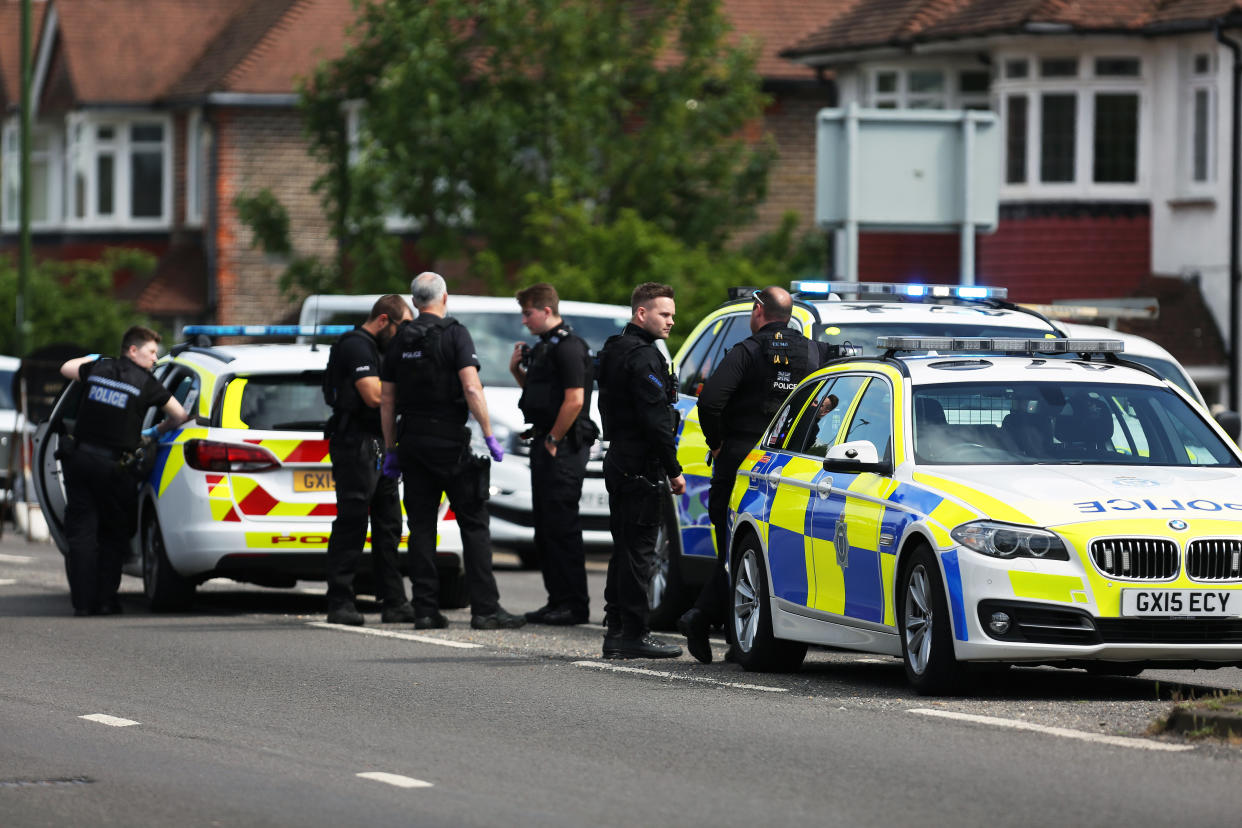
30, 380, 83, 556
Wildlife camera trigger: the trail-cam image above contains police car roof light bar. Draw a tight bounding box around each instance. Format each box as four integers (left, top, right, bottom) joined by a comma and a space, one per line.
791, 281, 1008, 301
182, 325, 355, 338
876, 336, 1124, 355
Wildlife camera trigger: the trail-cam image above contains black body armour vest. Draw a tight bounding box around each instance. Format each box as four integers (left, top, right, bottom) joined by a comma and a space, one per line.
724, 327, 814, 436
597, 332, 677, 442
518, 326, 593, 431
74, 357, 155, 451
392, 316, 466, 424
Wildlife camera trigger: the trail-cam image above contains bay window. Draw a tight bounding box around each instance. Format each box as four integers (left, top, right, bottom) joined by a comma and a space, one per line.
66, 114, 171, 227
1, 121, 61, 229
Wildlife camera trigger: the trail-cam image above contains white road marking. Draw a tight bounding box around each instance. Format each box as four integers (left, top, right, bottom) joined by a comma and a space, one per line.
356, 772, 433, 789
79, 714, 139, 728
298, 587, 326, 595
0, 553, 32, 564
0, 579, 16, 586
307, 621, 482, 649
909, 708, 1193, 752
572, 660, 788, 693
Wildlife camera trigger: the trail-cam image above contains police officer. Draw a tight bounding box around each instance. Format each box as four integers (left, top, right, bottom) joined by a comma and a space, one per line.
677, 286, 818, 662
597, 282, 685, 659
323, 294, 415, 626
58, 326, 189, 616
508, 283, 597, 626
380, 272, 526, 631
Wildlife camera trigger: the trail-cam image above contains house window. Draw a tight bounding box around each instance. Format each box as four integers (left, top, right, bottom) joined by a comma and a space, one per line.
959, 70, 991, 109
907, 70, 946, 108
1040, 58, 1078, 78
1040, 93, 1076, 183
2, 122, 60, 228
1094, 57, 1141, 77
1005, 60, 1029, 79
1185, 52, 1216, 186
868, 65, 990, 110
1005, 95, 1028, 184
1093, 93, 1139, 183
186, 111, 211, 225
66, 115, 171, 227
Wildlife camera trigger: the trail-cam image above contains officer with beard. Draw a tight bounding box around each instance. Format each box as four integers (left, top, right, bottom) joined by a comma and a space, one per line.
324, 294, 415, 626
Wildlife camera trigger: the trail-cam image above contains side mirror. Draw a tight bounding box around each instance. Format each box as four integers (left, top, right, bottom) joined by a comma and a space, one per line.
823, 440, 892, 476
1216, 410, 1241, 442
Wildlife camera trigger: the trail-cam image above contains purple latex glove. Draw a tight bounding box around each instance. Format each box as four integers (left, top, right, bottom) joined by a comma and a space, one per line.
381, 449, 401, 479
485, 435, 504, 462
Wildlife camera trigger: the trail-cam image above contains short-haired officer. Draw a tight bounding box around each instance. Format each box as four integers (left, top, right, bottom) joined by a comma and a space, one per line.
677, 286, 819, 662
596, 282, 685, 659
323, 294, 415, 626
58, 326, 189, 616
509, 283, 597, 626
380, 272, 526, 631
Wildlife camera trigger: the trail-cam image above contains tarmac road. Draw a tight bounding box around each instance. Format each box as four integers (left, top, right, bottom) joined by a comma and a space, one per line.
3, 532, 1242, 827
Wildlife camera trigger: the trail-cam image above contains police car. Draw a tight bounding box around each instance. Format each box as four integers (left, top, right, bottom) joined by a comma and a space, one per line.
653, 281, 1070, 627
32, 326, 464, 611
726, 335, 1242, 693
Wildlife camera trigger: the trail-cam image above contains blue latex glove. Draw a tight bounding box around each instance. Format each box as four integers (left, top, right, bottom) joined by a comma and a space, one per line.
485, 435, 504, 462
85, 353, 101, 361
381, 449, 401, 479
141, 426, 160, 439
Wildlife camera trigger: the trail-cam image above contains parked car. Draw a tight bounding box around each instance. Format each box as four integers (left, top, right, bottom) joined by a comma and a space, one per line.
32, 332, 464, 610
0, 355, 24, 505
1058, 322, 1206, 407
728, 335, 1242, 693
299, 294, 645, 561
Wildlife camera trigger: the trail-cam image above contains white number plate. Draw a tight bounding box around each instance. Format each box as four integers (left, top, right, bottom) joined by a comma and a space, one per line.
579, 490, 609, 511
1120, 589, 1240, 618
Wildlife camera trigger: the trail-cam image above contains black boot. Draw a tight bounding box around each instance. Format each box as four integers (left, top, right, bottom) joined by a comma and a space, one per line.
604, 622, 683, 660
677, 607, 713, 664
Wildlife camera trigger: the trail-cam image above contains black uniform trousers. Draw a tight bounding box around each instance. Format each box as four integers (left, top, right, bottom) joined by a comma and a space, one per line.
325, 431, 406, 611
63, 444, 136, 613
399, 435, 499, 617
602, 452, 663, 636
530, 438, 589, 616
694, 436, 757, 628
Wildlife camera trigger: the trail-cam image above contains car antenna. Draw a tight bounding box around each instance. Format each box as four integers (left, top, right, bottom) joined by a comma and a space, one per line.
310, 295, 320, 352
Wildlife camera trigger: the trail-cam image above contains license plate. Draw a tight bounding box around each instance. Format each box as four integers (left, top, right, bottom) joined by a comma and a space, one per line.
293, 470, 335, 492
1120, 589, 1239, 618
579, 490, 609, 511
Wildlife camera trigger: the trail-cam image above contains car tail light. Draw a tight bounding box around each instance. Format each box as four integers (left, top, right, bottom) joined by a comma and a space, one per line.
184, 439, 281, 472
443, 507, 456, 521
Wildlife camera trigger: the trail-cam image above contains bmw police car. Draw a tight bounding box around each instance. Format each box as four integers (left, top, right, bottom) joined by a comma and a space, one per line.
32, 326, 464, 611
725, 335, 1242, 694
653, 281, 1069, 627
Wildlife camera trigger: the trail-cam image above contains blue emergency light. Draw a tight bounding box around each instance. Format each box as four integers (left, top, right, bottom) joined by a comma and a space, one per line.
791, 281, 1008, 301
182, 325, 354, 338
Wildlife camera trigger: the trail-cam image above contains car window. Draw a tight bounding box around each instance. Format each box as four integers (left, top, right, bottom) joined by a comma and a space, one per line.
148, 367, 199, 428
0, 368, 14, 409
764, 381, 822, 450
912, 381, 1238, 466
795, 376, 867, 457
219, 373, 330, 431
815, 322, 1056, 356
561, 314, 629, 352
1123, 354, 1200, 401
677, 326, 718, 397
843, 378, 893, 462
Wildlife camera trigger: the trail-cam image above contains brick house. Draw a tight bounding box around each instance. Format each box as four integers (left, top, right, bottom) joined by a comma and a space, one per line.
781, 0, 1242, 401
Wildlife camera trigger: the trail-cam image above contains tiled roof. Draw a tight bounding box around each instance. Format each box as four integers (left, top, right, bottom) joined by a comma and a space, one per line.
718, 0, 844, 81
1119, 275, 1227, 369
0, 0, 47, 109
785, 0, 1242, 60
135, 239, 209, 317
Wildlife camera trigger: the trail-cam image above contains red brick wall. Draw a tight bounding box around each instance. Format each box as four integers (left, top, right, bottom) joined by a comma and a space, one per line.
859, 232, 961, 284
213, 107, 336, 326
744, 85, 832, 242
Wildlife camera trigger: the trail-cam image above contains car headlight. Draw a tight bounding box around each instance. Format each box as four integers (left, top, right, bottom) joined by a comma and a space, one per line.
951, 521, 1069, 560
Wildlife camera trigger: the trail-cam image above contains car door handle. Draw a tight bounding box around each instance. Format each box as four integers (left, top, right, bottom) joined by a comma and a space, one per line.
815, 482, 832, 497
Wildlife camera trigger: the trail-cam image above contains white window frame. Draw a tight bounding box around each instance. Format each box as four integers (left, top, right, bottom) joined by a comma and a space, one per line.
866, 63, 992, 110
1, 118, 63, 230
1181, 49, 1217, 193
995, 51, 1148, 200
185, 109, 210, 227
344, 101, 418, 233
65, 111, 173, 230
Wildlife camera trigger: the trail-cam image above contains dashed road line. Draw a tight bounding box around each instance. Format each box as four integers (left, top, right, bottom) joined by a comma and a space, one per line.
0, 553, 32, 564
356, 772, 433, 789
909, 708, 1193, 752
307, 621, 483, 649
0, 579, 16, 586
79, 713, 139, 728
573, 660, 788, 692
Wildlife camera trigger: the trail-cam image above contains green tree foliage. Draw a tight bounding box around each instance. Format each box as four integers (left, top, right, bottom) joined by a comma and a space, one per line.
0, 249, 157, 355
301, 0, 774, 290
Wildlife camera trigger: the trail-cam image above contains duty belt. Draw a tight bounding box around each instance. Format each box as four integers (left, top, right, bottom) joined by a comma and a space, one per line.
77, 442, 124, 459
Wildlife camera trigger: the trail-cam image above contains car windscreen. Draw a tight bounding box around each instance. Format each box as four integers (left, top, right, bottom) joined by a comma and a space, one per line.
452, 310, 628, 389
0, 368, 14, 409
814, 322, 1056, 356
912, 381, 1239, 467
219, 372, 329, 431
1122, 354, 1200, 401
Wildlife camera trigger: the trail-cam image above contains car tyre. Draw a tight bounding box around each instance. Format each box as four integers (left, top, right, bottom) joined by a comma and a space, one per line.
898, 545, 959, 695
647, 507, 689, 631
731, 534, 806, 672
438, 566, 470, 610
142, 512, 195, 612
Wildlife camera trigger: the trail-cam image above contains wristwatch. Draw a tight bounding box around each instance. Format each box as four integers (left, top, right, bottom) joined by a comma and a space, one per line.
545, 433, 563, 447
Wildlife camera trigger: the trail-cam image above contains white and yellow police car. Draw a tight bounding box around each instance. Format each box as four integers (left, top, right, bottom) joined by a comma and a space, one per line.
32, 326, 464, 611
726, 335, 1242, 694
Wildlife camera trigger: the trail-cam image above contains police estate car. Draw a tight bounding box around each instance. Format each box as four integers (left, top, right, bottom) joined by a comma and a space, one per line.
726, 336, 1242, 694
652, 281, 1069, 627
32, 326, 464, 611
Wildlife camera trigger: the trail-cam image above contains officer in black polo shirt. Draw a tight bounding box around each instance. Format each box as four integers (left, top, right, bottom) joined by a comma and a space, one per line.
597, 282, 684, 659
58, 326, 189, 616
323, 294, 415, 626
508, 283, 597, 626
677, 286, 819, 663
380, 272, 526, 631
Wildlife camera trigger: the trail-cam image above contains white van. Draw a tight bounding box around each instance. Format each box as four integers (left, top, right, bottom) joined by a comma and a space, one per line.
300, 293, 639, 559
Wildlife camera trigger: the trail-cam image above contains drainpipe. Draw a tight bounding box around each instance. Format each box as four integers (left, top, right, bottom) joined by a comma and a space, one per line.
1216, 23, 1241, 411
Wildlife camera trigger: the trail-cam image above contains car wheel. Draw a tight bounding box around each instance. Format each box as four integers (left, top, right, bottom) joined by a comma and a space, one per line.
898, 545, 959, 695
730, 535, 806, 672
438, 566, 470, 610
647, 510, 688, 631
142, 512, 195, 612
